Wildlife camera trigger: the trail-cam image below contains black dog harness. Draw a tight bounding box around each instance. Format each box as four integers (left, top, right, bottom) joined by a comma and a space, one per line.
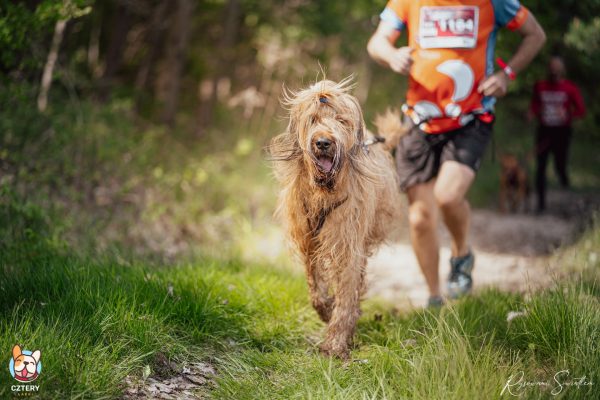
305, 196, 348, 238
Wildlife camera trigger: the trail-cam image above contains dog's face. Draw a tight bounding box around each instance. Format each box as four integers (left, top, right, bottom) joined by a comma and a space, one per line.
285, 79, 365, 188
500, 154, 519, 172
12, 345, 40, 381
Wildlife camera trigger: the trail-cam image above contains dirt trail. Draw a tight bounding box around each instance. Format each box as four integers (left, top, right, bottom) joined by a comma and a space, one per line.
366, 189, 599, 308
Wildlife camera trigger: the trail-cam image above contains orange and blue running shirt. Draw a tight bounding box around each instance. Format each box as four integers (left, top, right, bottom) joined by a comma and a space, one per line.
380, 0, 529, 133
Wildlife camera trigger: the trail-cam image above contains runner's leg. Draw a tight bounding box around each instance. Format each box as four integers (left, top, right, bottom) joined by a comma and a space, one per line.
433, 160, 475, 258
407, 180, 441, 297
553, 127, 571, 188
535, 129, 550, 211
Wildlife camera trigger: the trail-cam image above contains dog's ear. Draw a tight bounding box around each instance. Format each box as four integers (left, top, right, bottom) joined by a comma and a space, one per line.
268, 129, 301, 162
12, 345, 22, 360
31, 350, 41, 363
287, 113, 298, 138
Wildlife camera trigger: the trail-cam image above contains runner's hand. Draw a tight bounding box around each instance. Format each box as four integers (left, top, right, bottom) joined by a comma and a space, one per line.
388, 46, 414, 75
477, 71, 509, 97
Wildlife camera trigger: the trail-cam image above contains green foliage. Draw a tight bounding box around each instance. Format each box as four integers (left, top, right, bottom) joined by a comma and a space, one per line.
0, 185, 54, 253
565, 17, 600, 58
0, 0, 91, 72
0, 1, 47, 69
0, 82, 282, 260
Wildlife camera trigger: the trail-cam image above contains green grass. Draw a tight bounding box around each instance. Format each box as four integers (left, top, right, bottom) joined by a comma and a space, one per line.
1, 193, 599, 399
212, 284, 599, 400
0, 216, 310, 397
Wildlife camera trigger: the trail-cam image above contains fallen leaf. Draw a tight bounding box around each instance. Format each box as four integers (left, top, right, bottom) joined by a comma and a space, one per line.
143, 365, 152, 380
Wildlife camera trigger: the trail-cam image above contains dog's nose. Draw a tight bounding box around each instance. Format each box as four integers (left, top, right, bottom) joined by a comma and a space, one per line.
23, 361, 29, 365
315, 137, 331, 150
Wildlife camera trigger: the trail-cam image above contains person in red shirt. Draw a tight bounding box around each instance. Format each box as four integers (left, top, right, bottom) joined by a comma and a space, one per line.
530, 55, 585, 212
368, 0, 546, 306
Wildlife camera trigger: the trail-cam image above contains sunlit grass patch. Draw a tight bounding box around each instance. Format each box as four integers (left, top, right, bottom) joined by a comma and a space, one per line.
1, 169, 599, 399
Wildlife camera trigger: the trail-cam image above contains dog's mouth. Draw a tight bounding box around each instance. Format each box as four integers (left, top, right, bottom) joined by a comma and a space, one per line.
316, 155, 334, 174
311, 149, 341, 190
312, 140, 338, 175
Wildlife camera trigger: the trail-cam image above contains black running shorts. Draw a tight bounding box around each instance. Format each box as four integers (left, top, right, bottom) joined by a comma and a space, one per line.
396, 118, 493, 191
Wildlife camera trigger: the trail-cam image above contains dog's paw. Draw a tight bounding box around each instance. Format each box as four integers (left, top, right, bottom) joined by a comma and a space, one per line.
319, 341, 350, 360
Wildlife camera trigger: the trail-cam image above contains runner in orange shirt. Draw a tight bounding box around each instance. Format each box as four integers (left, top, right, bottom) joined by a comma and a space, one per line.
368, 0, 546, 306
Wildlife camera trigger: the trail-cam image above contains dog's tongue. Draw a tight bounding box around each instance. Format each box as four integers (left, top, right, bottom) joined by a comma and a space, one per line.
21, 369, 28, 378
317, 157, 333, 173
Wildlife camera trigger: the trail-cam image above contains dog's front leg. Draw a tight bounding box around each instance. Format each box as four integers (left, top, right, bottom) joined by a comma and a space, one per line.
517, 181, 527, 213
292, 218, 334, 322
499, 179, 507, 213
319, 255, 365, 359
304, 250, 334, 323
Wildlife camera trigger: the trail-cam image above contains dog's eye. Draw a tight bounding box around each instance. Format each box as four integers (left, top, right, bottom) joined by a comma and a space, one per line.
335, 116, 351, 127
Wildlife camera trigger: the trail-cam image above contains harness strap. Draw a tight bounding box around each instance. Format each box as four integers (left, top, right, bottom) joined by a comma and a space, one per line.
305, 196, 348, 238
363, 136, 385, 147
360, 135, 385, 154
401, 103, 494, 129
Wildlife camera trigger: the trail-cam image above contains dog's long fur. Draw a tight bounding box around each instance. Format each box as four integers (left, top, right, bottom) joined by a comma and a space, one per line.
269, 79, 406, 358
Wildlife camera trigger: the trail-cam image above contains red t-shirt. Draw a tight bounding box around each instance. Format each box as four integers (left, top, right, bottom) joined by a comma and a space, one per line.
530, 79, 585, 127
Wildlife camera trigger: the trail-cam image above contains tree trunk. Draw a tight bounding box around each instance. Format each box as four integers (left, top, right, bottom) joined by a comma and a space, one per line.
37, 19, 67, 112
196, 0, 241, 137
87, 7, 102, 79
134, 0, 170, 107
99, 3, 132, 99
160, 0, 194, 126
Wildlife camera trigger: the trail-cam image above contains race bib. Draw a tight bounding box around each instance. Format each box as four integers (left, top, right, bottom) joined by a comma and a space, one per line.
418, 6, 479, 49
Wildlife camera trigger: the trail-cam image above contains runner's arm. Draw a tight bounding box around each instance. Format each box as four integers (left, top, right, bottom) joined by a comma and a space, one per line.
570, 84, 586, 118
367, 22, 413, 75
478, 12, 546, 97
505, 12, 546, 75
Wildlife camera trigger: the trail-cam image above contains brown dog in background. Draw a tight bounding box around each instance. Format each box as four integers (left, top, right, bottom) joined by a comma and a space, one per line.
499, 153, 530, 213
269, 79, 406, 359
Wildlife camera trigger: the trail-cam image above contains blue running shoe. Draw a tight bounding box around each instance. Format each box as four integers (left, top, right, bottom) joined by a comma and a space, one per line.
447, 251, 474, 299
427, 296, 445, 308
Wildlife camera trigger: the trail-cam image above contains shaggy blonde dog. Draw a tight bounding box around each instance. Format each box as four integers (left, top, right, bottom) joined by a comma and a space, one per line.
269, 79, 406, 358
